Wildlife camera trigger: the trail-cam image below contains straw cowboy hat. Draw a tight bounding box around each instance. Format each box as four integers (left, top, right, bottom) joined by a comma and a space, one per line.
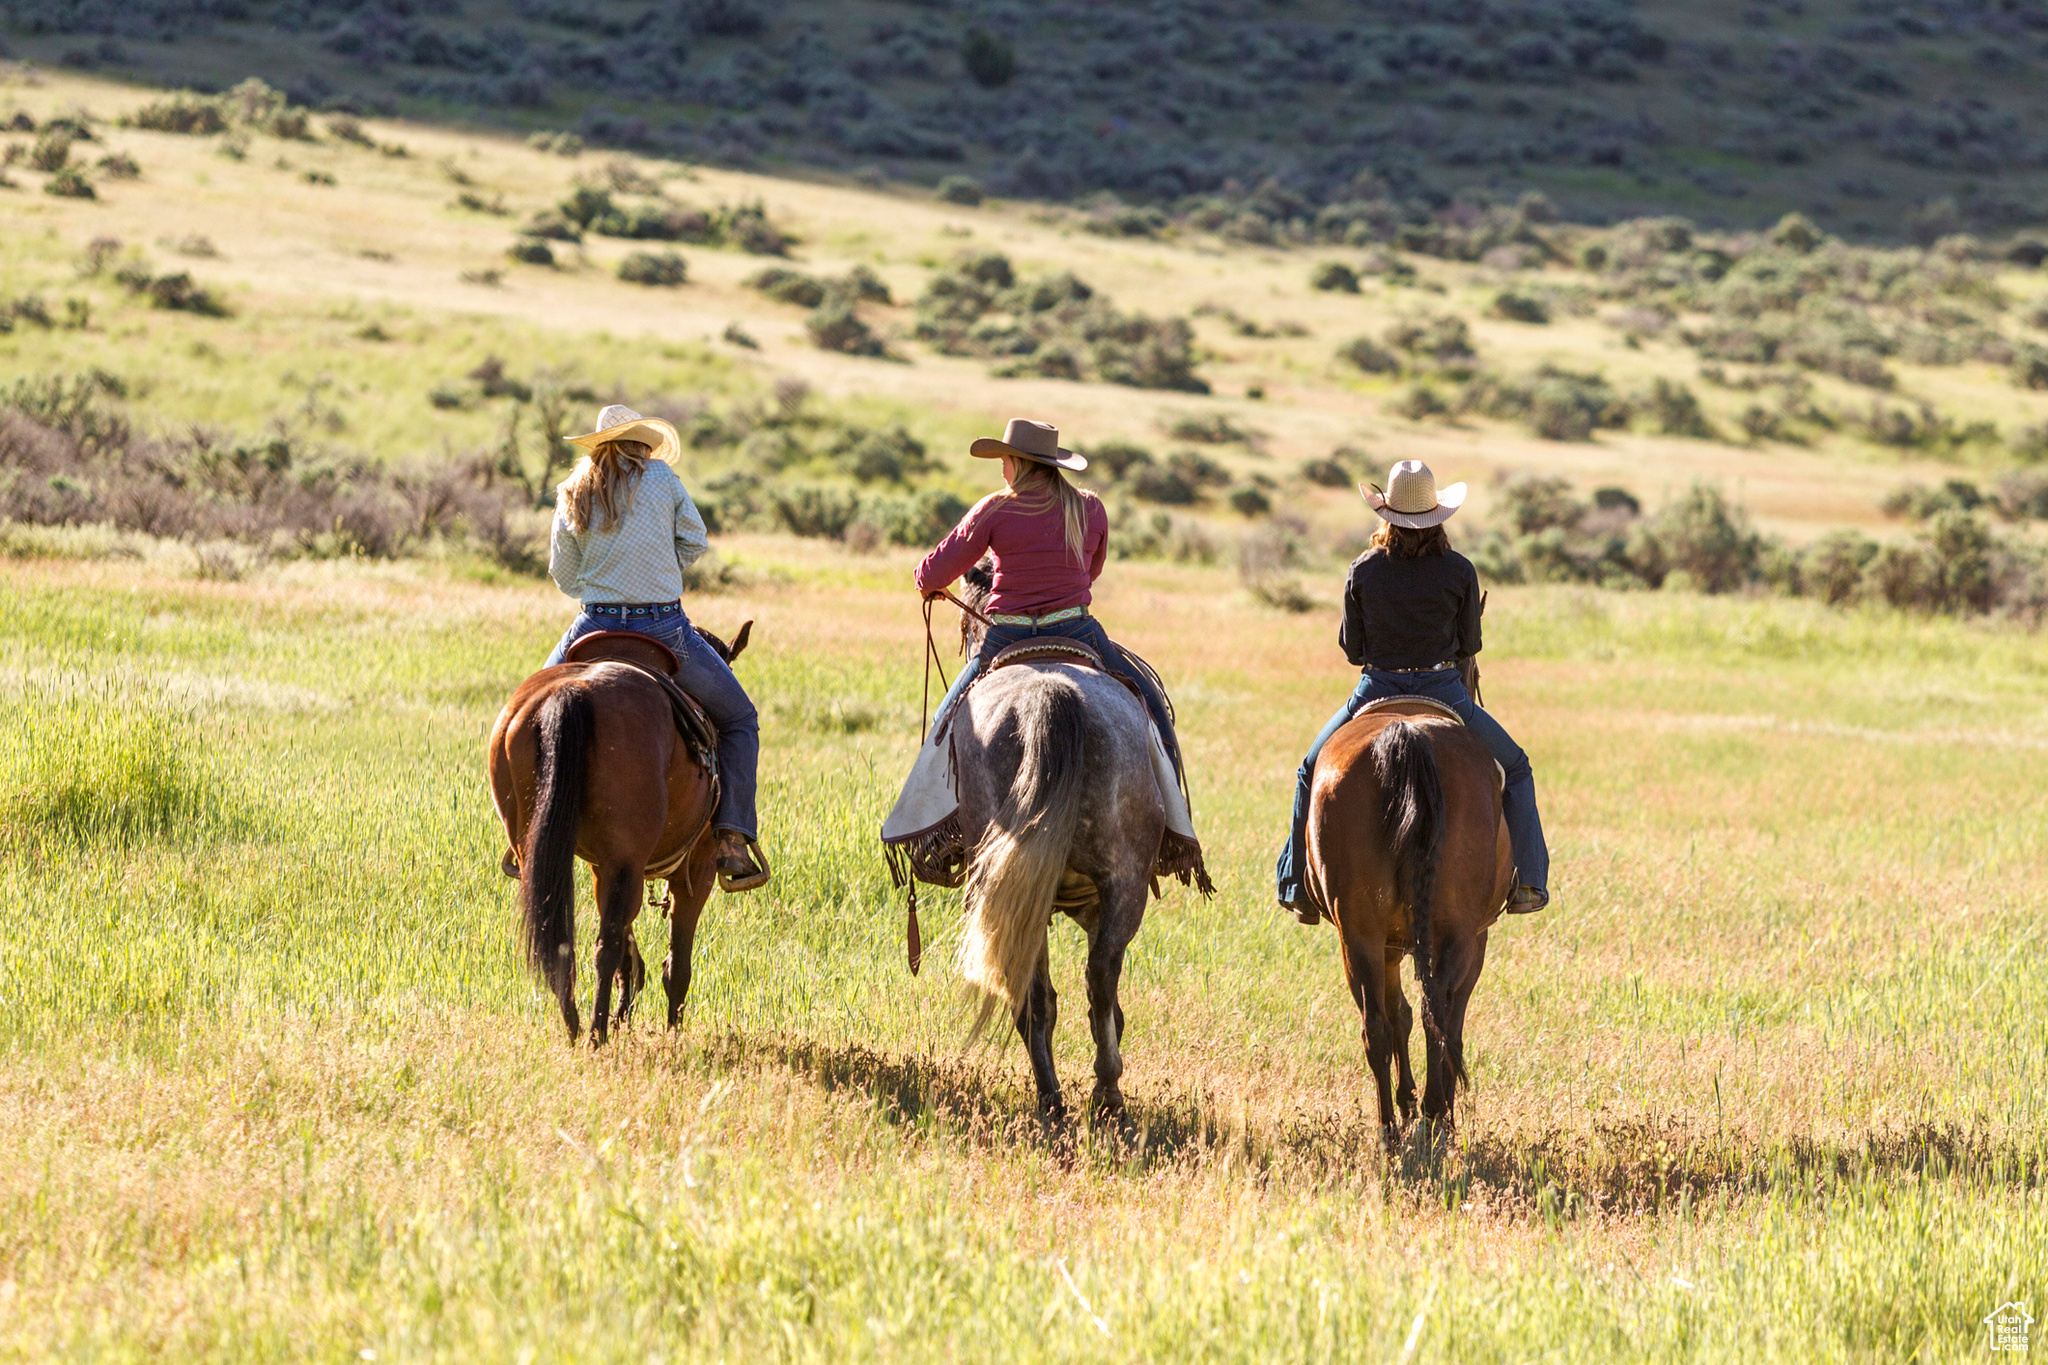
1361, 459, 1466, 528
567, 404, 682, 465
969, 417, 1089, 473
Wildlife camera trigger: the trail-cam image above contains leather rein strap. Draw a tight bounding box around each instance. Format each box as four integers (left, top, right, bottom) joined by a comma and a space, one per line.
920, 590, 992, 736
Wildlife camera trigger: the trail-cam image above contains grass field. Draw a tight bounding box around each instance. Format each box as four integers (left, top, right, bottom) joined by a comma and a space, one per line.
1, 540, 2044, 1361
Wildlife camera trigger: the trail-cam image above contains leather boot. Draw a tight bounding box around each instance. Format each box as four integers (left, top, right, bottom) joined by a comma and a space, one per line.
1279, 897, 1323, 926
715, 831, 771, 892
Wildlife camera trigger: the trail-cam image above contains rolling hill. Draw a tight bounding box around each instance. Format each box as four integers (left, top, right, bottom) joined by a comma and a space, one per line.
3, 0, 2047, 241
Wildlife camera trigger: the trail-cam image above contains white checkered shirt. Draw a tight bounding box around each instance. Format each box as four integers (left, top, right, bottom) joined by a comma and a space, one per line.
547, 460, 709, 605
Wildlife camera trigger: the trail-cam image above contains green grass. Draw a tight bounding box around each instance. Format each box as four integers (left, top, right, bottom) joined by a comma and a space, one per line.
0, 547, 2042, 1361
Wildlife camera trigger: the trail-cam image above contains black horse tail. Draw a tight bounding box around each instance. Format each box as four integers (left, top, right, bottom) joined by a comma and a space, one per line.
522, 685, 594, 1008
1372, 720, 1457, 1083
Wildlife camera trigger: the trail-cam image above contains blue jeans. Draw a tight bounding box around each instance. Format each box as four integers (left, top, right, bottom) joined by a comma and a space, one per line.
930, 615, 1182, 776
546, 603, 759, 839
1274, 667, 1547, 905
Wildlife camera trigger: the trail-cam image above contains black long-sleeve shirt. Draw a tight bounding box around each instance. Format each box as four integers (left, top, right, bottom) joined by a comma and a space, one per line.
1339, 548, 1483, 670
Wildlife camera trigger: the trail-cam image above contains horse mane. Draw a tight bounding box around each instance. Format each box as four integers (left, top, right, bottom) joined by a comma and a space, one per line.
959, 555, 995, 656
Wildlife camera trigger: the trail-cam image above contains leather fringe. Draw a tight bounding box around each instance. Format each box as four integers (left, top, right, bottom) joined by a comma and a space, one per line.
884, 817, 966, 977
1154, 829, 1216, 898
883, 814, 970, 891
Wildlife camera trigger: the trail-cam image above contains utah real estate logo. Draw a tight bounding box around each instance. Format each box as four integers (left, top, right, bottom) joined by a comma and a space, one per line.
1985, 1302, 2033, 1353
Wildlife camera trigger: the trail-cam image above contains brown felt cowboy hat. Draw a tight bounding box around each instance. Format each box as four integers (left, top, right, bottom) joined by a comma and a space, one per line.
1361, 459, 1466, 528
567, 403, 682, 465
969, 418, 1089, 473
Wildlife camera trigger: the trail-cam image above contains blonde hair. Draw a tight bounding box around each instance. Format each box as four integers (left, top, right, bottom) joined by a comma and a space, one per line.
557, 439, 648, 535
1002, 460, 1092, 567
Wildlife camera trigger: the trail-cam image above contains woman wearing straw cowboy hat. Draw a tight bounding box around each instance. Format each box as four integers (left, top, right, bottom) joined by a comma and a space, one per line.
913, 418, 1184, 773
1274, 459, 1548, 921
542, 403, 769, 892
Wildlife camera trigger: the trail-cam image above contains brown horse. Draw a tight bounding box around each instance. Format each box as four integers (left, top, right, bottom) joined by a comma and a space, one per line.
1304, 700, 1512, 1139
486, 621, 751, 1045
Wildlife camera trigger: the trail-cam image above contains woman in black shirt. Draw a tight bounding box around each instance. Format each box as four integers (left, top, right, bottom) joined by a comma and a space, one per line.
1275, 461, 1550, 921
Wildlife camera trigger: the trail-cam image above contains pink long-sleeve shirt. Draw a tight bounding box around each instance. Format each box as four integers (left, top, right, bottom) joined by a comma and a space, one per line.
914, 490, 1109, 618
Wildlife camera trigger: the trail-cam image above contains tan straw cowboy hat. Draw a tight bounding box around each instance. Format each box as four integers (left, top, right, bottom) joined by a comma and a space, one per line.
969, 417, 1089, 473
567, 404, 682, 465
1361, 459, 1466, 528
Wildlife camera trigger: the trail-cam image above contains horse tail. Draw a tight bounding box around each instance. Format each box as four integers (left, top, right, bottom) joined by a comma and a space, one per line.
1372, 720, 1458, 1083
958, 674, 1087, 1037
521, 684, 594, 1004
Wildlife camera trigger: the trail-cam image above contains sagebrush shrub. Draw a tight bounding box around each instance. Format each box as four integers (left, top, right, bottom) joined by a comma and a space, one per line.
1311, 262, 1359, 293
617, 251, 687, 286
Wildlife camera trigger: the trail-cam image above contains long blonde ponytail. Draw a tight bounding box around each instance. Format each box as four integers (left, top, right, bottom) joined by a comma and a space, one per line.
1003, 461, 1092, 567
557, 439, 648, 534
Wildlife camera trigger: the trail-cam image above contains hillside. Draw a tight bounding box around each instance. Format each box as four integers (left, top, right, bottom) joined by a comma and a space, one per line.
4, 65, 2048, 615
4, 0, 2047, 242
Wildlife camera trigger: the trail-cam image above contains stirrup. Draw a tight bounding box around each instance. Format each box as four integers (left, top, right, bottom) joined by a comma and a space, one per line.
716, 834, 772, 893
1279, 895, 1322, 926
1506, 883, 1548, 915
500, 847, 520, 879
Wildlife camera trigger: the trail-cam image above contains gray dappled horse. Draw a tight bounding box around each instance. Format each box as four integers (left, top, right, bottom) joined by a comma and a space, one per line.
949, 591, 1168, 1123
953, 661, 1165, 1122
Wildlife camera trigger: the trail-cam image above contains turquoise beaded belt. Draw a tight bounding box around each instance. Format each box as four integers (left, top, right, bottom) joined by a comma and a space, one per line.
987, 605, 1089, 628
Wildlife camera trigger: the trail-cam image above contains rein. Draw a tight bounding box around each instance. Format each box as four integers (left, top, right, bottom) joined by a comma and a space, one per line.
920, 590, 991, 736
903, 588, 994, 976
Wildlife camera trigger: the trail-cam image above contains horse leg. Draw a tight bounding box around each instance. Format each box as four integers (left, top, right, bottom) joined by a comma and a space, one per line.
662, 839, 717, 1028
1387, 952, 1418, 1127
1332, 908, 1401, 1144
1423, 928, 1488, 1129
1084, 876, 1145, 1122
1014, 945, 1064, 1123
614, 934, 645, 1027
588, 862, 640, 1047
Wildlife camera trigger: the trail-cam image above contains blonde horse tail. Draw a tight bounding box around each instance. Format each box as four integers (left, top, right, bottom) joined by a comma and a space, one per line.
958, 675, 1087, 1037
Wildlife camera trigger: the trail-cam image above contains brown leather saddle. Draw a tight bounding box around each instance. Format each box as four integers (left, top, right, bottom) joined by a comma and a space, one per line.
986, 638, 1109, 673
1356, 695, 1464, 725
563, 630, 719, 776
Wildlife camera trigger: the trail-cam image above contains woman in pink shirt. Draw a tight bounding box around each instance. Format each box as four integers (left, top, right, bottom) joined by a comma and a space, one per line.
916, 418, 1182, 775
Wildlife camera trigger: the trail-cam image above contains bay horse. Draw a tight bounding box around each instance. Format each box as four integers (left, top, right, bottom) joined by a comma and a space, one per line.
486, 621, 751, 1045
948, 570, 1181, 1123
1304, 700, 1512, 1140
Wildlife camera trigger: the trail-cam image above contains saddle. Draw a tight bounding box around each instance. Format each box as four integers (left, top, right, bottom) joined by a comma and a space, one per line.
986, 638, 1108, 673
1357, 696, 1464, 725
978, 636, 1161, 723
563, 631, 720, 778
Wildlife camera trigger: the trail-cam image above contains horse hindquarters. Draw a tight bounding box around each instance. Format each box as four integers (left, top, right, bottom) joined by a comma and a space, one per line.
521, 685, 596, 1043
1312, 718, 1453, 1136
958, 678, 1088, 1119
